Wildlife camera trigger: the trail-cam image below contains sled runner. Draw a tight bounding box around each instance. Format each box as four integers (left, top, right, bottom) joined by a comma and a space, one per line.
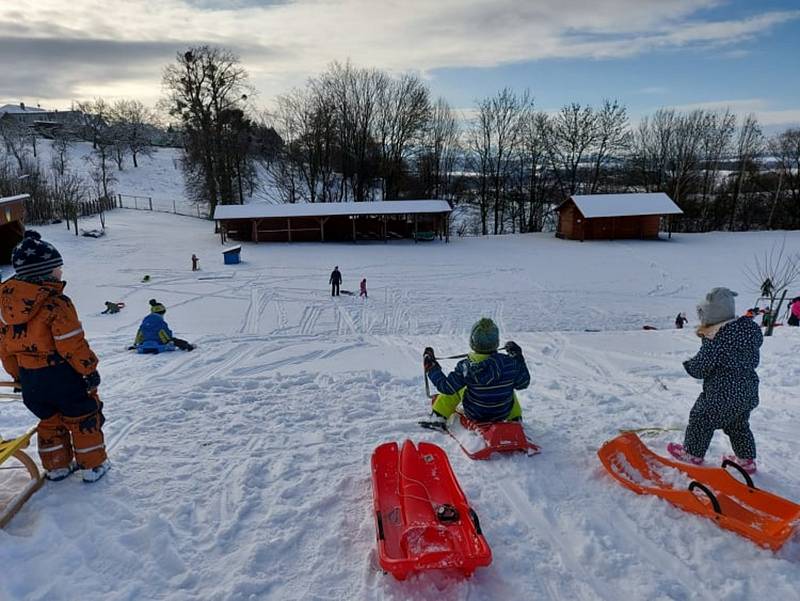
371, 440, 491, 580
420, 412, 541, 460
598, 432, 800, 551
0, 426, 44, 528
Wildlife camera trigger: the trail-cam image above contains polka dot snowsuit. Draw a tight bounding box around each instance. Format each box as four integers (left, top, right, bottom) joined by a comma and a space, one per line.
682, 316, 763, 459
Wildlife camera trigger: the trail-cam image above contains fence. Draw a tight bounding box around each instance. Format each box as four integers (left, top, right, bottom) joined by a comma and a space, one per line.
25, 196, 116, 225
117, 194, 209, 219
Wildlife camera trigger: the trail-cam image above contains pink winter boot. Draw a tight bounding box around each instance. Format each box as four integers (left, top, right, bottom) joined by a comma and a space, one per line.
667, 442, 704, 466
723, 454, 757, 475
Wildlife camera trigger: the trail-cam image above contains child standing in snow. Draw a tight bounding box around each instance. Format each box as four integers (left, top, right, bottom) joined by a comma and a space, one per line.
675, 312, 687, 329
0, 231, 110, 482
360, 278, 368, 299
424, 318, 529, 423
133, 299, 195, 352
789, 297, 800, 327
668, 288, 763, 474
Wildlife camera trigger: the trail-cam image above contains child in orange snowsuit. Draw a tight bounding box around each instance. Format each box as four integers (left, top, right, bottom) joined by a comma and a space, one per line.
0, 231, 109, 483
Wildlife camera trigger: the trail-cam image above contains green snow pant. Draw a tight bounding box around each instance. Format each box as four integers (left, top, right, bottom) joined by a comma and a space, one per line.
432, 388, 522, 422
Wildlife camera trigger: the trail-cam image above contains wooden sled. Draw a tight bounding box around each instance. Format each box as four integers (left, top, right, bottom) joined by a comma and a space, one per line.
0, 426, 44, 528
598, 432, 800, 551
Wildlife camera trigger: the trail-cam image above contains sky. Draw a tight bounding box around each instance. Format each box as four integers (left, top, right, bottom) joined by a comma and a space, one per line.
1, 0, 799, 130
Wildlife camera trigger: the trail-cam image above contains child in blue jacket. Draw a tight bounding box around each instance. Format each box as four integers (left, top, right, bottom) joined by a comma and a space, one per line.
133, 299, 194, 352
424, 318, 529, 423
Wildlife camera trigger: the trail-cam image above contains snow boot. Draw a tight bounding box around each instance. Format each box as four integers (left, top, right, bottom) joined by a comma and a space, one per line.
46, 461, 78, 482
723, 454, 757, 475
82, 460, 111, 483
667, 442, 704, 466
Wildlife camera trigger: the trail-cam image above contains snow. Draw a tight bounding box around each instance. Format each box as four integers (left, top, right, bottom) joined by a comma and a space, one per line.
213, 200, 452, 220
570, 193, 684, 218
1, 209, 799, 601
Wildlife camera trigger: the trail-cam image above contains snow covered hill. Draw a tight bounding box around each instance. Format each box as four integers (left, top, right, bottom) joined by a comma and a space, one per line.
1, 210, 799, 601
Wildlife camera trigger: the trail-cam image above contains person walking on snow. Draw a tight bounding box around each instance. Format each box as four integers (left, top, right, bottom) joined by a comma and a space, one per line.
788, 296, 800, 327
133, 299, 195, 351
0, 231, 110, 483
424, 317, 529, 423
360, 278, 368, 299
667, 288, 763, 474
329, 266, 342, 297
675, 312, 688, 329
192, 254, 199, 271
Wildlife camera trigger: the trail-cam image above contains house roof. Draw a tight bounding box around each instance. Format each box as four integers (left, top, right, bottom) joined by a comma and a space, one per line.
0, 104, 47, 114
0, 194, 29, 206
565, 193, 683, 218
214, 200, 452, 221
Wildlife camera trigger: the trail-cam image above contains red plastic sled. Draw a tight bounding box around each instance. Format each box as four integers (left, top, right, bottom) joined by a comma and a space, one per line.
370, 440, 492, 580
443, 413, 541, 460
598, 432, 800, 551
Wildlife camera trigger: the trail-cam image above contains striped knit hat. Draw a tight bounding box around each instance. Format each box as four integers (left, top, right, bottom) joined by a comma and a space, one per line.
12, 230, 63, 281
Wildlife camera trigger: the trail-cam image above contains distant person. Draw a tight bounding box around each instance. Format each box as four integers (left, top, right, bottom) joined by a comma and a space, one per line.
329, 266, 342, 297
360, 278, 368, 299
675, 312, 687, 329
132, 299, 195, 352
192, 254, 199, 271
667, 288, 762, 474
101, 301, 124, 314
788, 297, 800, 327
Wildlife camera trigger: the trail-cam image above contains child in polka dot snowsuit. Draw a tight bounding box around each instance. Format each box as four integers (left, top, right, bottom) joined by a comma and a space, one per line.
668, 287, 763, 474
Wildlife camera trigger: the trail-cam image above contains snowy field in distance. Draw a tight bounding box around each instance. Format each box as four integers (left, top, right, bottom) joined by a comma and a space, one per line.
1, 209, 799, 601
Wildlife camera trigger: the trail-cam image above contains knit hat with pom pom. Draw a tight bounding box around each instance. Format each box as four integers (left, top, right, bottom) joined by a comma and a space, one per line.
11, 230, 63, 280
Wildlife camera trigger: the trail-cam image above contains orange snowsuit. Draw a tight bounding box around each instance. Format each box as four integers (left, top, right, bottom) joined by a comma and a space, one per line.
0, 278, 107, 471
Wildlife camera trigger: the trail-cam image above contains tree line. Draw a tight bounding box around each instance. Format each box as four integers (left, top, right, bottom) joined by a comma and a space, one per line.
2, 43, 799, 236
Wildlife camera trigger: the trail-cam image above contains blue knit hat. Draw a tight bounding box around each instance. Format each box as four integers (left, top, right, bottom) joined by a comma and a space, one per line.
470, 318, 499, 353
12, 230, 63, 280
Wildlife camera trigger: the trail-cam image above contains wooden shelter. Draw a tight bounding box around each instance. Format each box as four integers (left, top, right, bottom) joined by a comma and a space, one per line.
213, 200, 452, 244
0, 195, 27, 263
556, 193, 683, 241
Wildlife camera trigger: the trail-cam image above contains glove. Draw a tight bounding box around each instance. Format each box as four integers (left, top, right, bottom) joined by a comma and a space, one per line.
13, 386, 21, 393
85, 371, 101, 390
423, 347, 439, 372
504, 341, 523, 358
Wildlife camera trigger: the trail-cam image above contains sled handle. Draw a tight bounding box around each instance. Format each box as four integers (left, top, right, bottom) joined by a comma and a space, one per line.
468, 508, 483, 535
688, 481, 721, 514
721, 460, 756, 489
375, 511, 385, 541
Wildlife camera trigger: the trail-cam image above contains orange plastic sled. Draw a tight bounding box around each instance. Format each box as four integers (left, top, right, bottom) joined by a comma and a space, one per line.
371, 440, 492, 580
598, 432, 800, 551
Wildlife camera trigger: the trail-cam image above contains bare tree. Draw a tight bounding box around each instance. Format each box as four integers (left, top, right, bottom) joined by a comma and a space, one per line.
375, 73, 430, 199
162, 45, 253, 213
417, 97, 460, 200
544, 103, 597, 199
589, 99, 630, 194
50, 129, 74, 177
729, 113, 763, 231
743, 238, 800, 336
109, 99, 157, 168
768, 128, 800, 228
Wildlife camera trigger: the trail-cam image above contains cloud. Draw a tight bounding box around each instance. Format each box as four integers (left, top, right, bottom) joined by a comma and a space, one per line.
663, 98, 800, 128
0, 0, 797, 108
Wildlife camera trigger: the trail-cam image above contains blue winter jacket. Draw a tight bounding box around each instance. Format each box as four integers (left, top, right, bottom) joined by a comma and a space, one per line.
428, 352, 531, 422
683, 316, 762, 417
135, 313, 173, 346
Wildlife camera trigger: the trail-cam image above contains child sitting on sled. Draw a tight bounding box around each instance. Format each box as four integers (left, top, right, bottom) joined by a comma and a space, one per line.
0, 231, 110, 482
423, 318, 530, 423
668, 288, 763, 473
132, 299, 195, 352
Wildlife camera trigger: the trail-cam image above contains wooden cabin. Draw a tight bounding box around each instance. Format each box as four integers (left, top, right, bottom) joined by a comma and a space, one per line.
556, 193, 683, 241
0, 194, 28, 263
213, 200, 452, 244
